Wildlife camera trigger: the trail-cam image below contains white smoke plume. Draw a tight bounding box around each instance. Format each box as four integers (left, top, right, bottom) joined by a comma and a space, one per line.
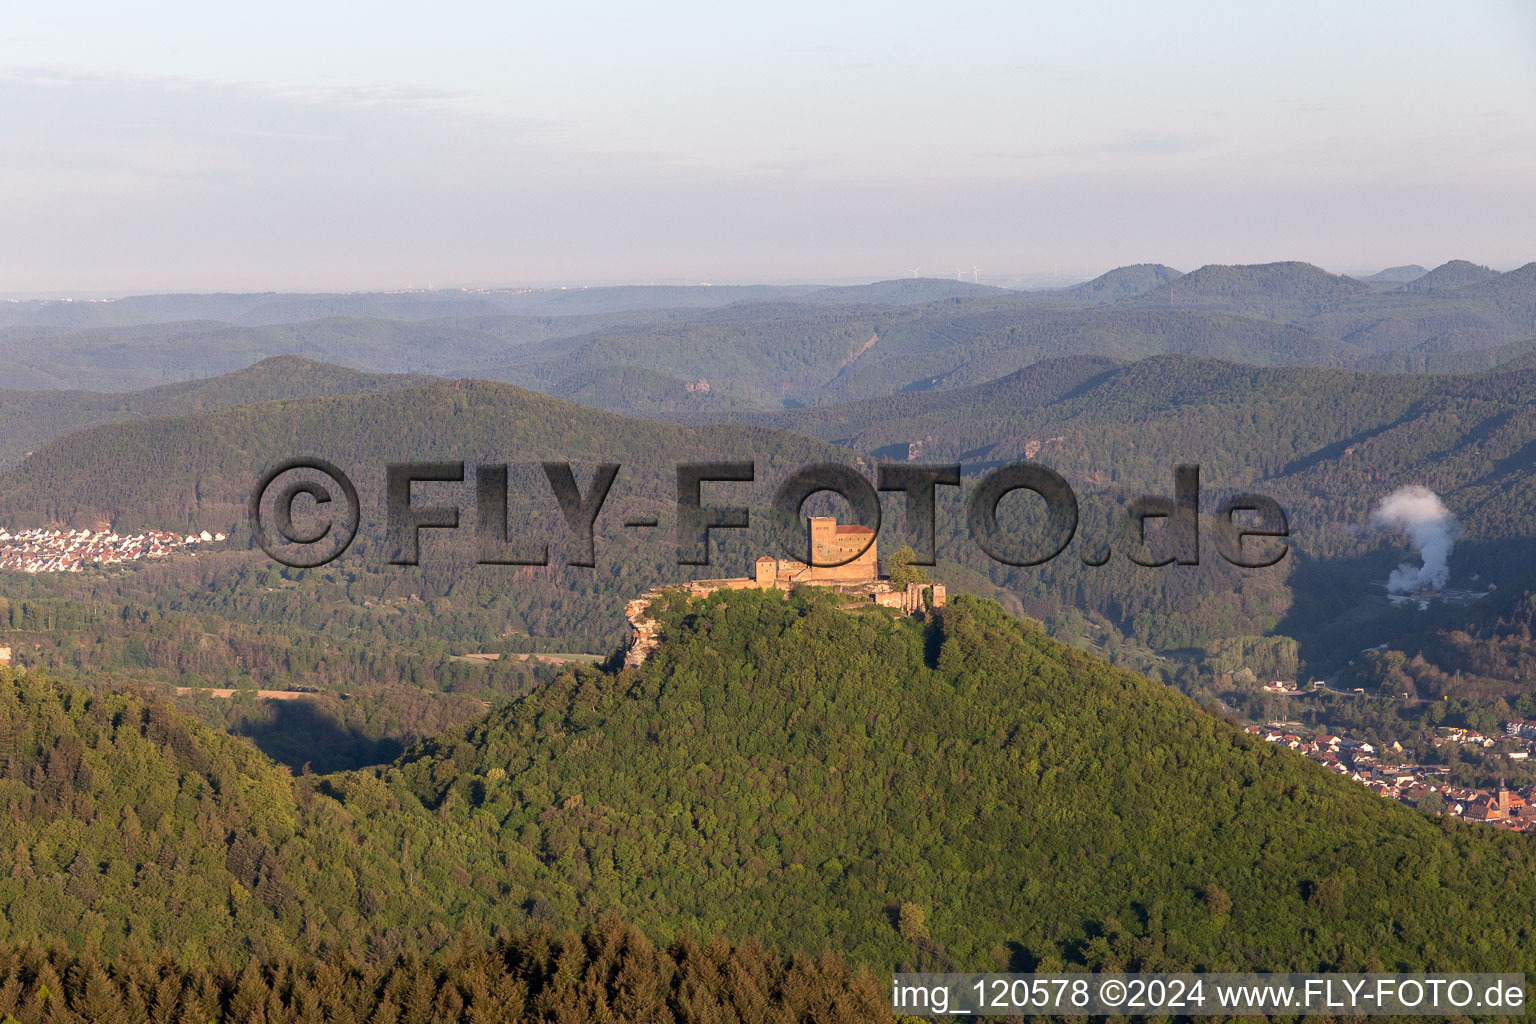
1369, 485, 1462, 593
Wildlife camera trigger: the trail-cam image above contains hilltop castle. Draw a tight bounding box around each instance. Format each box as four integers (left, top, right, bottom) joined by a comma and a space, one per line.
753, 516, 880, 587
624, 517, 945, 666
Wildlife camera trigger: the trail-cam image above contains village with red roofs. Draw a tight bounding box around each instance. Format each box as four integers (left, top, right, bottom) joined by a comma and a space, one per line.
1248, 720, 1536, 831
0, 525, 225, 574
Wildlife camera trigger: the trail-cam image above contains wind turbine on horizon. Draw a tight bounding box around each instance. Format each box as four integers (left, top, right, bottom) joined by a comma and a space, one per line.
955, 266, 964, 281
910, 266, 921, 278
971, 265, 981, 284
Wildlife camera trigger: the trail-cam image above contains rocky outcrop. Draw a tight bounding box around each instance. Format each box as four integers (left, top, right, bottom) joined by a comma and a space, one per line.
623, 590, 664, 668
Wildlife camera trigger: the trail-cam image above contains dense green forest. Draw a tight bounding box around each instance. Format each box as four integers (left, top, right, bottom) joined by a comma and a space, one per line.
4, 593, 1535, 977
0, 918, 889, 1024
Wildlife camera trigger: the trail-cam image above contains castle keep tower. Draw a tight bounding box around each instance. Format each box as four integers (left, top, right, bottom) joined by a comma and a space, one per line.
805, 516, 878, 583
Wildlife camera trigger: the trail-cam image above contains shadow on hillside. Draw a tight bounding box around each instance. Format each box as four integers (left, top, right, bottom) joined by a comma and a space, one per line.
1275, 536, 1530, 677
236, 700, 406, 774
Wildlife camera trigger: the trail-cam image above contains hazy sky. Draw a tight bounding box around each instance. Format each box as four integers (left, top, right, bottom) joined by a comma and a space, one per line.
3, 1, 1535, 294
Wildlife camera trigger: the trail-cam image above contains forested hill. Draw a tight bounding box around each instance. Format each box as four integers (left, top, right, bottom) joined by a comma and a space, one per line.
0, 356, 432, 469
1033, 262, 1183, 305
1131, 261, 1377, 319
794, 277, 1005, 305
0, 372, 866, 661
1128, 260, 1536, 355
480, 302, 1359, 411
4, 592, 1536, 975
480, 261, 1535, 413
0, 284, 825, 331
0, 310, 692, 392
0, 375, 856, 535
374, 590, 1536, 971
0, 664, 443, 960
751, 353, 1536, 546
1402, 259, 1500, 293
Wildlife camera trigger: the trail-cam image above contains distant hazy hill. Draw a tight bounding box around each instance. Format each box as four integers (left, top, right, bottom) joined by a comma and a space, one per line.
820, 307, 1355, 402
1399, 259, 1500, 293
1449, 261, 1536, 323
8, 262, 1532, 402
796, 277, 1007, 305
483, 302, 897, 405
1032, 263, 1184, 305
488, 283, 821, 316
234, 285, 816, 323
1323, 264, 1536, 356
0, 290, 520, 330
746, 355, 1122, 442
1132, 261, 1376, 320
548, 364, 772, 416
0, 285, 824, 331
487, 300, 1359, 414
1349, 333, 1536, 373
0, 309, 697, 391
0, 293, 286, 330
0, 317, 508, 391
1362, 264, 1428, 284
0, 356, 431, 468
1120, 260, 1536, 357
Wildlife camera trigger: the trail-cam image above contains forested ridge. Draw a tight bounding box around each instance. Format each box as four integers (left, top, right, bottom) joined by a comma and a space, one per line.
4, 592, 1534, 983
0, 376, 857, 534
0, 357, 432, 469
5, 351, 1535, 713
738, 352, 1536, 679
486, 303, 1364, 410
8, 261, 1535, 413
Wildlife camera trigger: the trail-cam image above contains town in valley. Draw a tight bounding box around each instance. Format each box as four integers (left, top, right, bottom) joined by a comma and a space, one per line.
0, 525, 225, 573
